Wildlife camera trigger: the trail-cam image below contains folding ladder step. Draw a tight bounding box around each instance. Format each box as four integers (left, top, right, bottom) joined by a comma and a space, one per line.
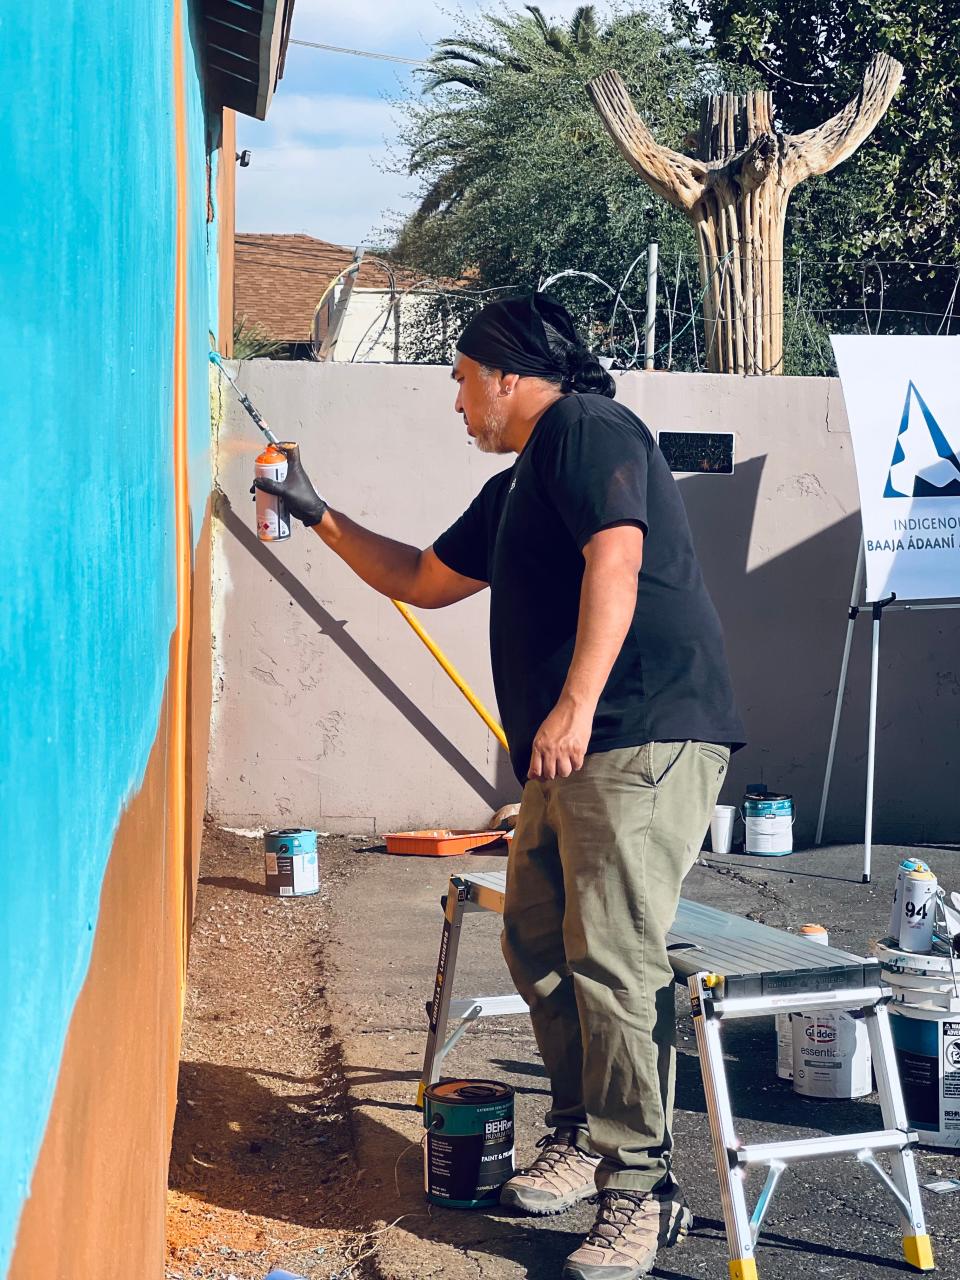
734, 1128, 916, 1168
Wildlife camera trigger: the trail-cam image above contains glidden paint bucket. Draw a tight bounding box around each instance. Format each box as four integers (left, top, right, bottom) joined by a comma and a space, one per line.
423, 1080, 514, 1208
743, 792, 794, 856
792, 1007, 872, 1099
776, 924, 829, 1081
264, 828, 319, 897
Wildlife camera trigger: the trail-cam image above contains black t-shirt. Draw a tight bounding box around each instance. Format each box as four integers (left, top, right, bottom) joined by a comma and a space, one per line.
433, 393, 745, 784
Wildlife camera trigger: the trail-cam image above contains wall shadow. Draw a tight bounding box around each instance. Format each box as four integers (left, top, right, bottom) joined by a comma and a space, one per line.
217, 492, 504, 811
679, 458, 960, 845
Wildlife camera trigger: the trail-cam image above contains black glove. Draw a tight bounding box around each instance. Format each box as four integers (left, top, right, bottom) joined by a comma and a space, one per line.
252, 442, 328, 527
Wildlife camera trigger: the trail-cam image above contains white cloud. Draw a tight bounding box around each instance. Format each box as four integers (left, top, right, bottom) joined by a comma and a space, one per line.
262, 93, 401, 145
291, 1, 611, 51
235, 2, 615, 244
236, 142, 417, 247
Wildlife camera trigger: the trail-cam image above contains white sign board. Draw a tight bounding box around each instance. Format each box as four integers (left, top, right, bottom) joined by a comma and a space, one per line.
832, 335, 960, 602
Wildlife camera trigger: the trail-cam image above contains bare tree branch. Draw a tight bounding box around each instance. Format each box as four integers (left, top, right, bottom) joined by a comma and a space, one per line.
783, 53, 903, 186
587, 70, 706, 211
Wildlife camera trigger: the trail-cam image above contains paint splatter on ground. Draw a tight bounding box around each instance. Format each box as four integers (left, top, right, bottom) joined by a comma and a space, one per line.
165, 823, 382, 1280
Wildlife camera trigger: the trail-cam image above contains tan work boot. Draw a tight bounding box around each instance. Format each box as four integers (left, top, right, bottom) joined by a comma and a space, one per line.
499, 1128, 601, 1215
562, 1185, 693, 1279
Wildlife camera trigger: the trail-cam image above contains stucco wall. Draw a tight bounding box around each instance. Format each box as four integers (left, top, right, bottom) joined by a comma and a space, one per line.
210, 363, 960, 846
2, 1, 217, 1274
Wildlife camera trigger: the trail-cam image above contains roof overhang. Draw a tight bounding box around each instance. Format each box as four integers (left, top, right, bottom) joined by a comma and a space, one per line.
202, 0, 296, 120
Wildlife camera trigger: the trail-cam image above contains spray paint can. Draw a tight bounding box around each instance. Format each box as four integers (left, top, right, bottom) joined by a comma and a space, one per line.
423, 1080, 514, 1208
776, 924, 829, 1080
900, 869, 938, 954
889, 858, 931, 941
255, 443, 291, 542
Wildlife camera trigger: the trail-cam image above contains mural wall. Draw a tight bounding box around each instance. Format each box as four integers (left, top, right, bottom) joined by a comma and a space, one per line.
0, 1, 219, 1274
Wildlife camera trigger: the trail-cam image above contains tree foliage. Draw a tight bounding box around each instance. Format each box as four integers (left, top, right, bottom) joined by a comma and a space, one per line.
387, 4, 757, 365
669, 0, 960, 343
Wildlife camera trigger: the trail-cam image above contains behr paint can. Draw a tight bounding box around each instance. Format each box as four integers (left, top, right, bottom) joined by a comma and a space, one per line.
900, 869, 938, 954
743, 792, 794, 856
255, 443, 291, 541
888, 858, 931, 941
264, 828, 319, 897
776, 924, 829, 1080
423, 1080, 514, 1209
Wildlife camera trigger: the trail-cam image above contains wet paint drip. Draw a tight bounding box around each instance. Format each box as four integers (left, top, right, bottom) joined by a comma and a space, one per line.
263, 828, 319, 897
423, 1080, 514, 1209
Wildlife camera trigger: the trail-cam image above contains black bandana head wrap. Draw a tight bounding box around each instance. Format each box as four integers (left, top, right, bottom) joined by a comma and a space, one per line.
455, 293, 615, 398
456, 292, 578, 378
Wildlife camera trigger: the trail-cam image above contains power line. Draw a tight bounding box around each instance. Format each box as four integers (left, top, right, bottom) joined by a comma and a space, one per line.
289, 37, 430, 67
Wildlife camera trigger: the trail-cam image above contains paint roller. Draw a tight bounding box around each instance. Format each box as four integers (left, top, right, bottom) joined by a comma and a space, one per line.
209, 354, 509, 751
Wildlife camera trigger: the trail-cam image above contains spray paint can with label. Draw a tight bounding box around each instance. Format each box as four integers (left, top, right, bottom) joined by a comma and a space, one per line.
776, 924, 829, 1080
889, 858, 931, 940
899, 868, 938, 953
255, 443, 291, 542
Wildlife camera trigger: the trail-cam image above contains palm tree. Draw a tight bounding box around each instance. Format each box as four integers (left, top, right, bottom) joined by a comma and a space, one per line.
422, 5, 599, 93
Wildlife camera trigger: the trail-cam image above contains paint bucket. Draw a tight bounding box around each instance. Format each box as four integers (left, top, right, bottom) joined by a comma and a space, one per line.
264, 828, 319, 897
890, 1003, 960, 1148
710, 804, 736, 854
888, 858, 931, 940
743, 792, 794, 856
792, 1007, 872, 1099
776, 924, 829, 1080
899, 869, 938, 953
423, 1080, 514, 1208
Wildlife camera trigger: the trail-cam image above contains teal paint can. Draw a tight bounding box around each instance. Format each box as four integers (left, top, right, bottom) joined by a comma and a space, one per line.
743, 792, 794, 856
423, 1080, 515, 1208
264, 828, 319, 897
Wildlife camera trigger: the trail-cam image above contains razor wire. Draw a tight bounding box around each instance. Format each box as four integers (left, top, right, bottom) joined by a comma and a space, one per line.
323, 253, 960, 372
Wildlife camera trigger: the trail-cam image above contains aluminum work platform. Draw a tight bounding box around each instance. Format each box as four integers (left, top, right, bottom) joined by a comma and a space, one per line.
419, 870, 934, 1280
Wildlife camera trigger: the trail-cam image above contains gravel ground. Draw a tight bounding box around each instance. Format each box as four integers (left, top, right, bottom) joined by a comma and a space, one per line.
167, 825, 960, 1280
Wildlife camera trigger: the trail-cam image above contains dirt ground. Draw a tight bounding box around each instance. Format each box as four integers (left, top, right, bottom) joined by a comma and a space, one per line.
168, 824, 960, 1280
165, 822, 382, 1280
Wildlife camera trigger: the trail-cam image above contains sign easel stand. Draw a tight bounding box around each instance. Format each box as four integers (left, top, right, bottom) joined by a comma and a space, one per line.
816, 535, 960, 881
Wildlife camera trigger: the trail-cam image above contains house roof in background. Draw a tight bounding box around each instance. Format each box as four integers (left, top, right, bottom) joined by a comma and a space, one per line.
234, 234, 433, 342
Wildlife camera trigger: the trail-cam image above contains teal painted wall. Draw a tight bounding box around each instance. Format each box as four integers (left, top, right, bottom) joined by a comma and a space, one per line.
0, 1, 214, 1270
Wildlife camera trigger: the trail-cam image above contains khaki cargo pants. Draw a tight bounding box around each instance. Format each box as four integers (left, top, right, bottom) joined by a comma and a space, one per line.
501, 740, 729, 1192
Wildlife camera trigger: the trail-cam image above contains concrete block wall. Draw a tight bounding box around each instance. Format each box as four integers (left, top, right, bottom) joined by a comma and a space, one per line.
210, 363, 960, 846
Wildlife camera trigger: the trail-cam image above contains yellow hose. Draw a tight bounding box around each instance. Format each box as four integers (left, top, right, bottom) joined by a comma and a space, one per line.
391, 599, 508, 752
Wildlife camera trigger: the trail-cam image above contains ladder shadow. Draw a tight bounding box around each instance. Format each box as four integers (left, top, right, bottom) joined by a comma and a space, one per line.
691, 1217, 916, 1273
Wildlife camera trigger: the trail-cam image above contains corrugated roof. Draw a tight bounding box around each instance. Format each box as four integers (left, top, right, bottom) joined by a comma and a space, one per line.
234, 234, 431, 342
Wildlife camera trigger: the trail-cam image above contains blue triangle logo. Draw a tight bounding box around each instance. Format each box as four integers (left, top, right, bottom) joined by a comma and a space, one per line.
884, 381, 960, 498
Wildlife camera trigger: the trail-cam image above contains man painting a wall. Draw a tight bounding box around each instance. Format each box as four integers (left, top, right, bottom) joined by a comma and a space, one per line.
255, 294, 745, 1280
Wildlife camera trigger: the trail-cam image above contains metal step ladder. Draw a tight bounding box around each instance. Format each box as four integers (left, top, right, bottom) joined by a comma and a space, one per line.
419, 871, 935, 1279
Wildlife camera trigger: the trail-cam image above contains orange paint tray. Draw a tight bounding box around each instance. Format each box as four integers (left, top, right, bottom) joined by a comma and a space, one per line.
383, 829, 506, 857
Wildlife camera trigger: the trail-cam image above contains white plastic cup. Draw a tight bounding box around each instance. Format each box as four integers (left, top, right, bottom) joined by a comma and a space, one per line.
711, 805, 736, 854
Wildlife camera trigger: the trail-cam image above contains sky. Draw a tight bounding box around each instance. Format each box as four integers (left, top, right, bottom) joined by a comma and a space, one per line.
236, 1, 606, 248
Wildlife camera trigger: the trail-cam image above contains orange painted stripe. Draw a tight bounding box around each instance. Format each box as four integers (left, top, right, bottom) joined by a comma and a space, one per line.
170, 0, 192, 1015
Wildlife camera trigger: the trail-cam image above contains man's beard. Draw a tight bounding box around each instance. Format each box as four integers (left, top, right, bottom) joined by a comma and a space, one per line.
471, 390, 510, 453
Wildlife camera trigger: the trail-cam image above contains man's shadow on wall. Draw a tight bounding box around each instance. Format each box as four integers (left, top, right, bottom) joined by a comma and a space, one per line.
217, 492, 513, 811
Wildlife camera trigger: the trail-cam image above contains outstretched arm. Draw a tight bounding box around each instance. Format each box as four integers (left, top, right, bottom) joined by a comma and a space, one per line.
254, 443, 486, 608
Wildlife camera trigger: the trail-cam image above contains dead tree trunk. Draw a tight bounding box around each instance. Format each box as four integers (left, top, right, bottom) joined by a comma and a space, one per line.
588, 55, 902, 374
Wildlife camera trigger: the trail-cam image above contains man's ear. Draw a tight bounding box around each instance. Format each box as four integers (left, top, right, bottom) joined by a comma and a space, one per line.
500, 372, 521, 397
